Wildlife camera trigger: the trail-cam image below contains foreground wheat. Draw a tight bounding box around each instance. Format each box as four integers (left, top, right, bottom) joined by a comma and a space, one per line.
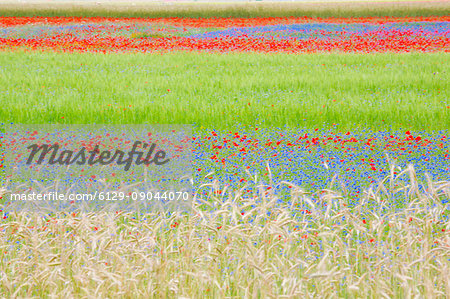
0, 165, 449, 298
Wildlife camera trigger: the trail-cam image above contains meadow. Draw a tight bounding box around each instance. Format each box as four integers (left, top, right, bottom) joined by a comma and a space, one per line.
0, 51, 448, 130
0, 6, 449, 298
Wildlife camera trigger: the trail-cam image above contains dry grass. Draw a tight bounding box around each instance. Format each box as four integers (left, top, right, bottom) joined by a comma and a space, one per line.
0, 1, 449, 18
0, 164, 449, 297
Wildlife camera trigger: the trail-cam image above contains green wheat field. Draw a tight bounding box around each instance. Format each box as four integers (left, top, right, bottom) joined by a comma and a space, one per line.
1, 51, 448, 130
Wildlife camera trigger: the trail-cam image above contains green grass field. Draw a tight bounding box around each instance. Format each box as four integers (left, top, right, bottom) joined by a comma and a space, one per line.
1, 51, 448, 130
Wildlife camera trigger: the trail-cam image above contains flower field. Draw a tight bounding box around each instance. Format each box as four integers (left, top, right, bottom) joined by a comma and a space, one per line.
0, 16, 449, 53
193, 128, 450, 204
0, 6, 449, 298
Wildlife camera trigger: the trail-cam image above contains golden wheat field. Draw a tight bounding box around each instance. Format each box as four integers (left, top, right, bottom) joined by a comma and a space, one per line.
1, 165, 449, 298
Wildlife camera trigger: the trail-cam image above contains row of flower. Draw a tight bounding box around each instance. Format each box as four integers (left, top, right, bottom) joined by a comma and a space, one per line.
192, 129, 450, 203
0, 16, 448, 53
2, 128, 449, 204
1, 16, 448, 28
